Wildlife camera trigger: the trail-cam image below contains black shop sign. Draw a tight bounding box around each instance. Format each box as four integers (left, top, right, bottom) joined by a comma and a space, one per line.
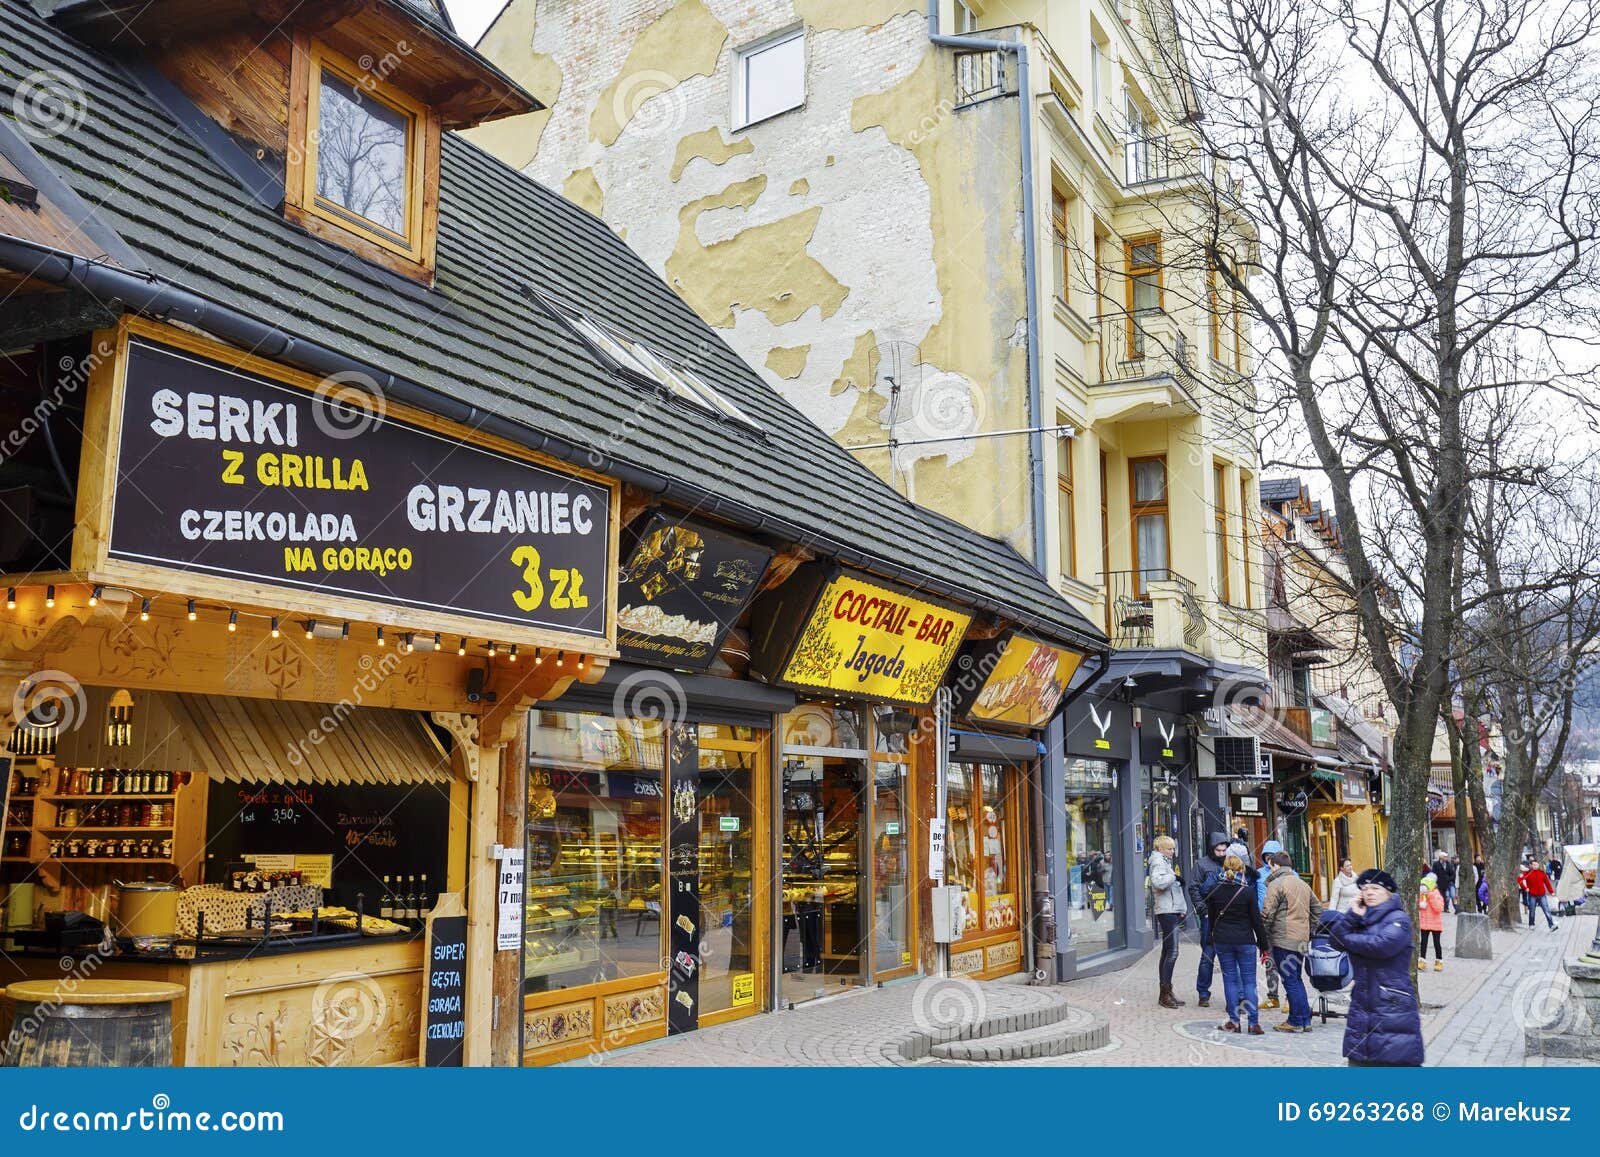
617, 513, 772, 670
106, 336, 612, 637
422, 908, 467, 1067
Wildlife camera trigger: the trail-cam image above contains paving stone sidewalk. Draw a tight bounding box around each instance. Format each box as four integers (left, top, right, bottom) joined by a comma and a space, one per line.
573, 911, 1593, 1067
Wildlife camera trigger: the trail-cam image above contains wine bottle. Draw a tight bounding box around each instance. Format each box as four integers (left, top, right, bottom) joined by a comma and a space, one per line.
380, 876, 393, 919
405, 875, 418, 922
418, 874, 430, 918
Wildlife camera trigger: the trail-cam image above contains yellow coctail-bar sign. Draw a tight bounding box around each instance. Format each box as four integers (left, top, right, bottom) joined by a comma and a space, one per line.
777, 572, 971, 706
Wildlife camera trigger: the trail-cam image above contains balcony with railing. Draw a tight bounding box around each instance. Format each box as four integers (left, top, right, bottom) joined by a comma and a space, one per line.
1101, 569, 1209, 653
1124, 132, 1209, 187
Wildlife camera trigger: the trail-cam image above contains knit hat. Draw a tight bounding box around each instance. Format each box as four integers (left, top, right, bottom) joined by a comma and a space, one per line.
1262, 839, 1284, 856
1420, 872, 1437, 891
1226, 841, 1249, 862
1356, 868, 1398, 894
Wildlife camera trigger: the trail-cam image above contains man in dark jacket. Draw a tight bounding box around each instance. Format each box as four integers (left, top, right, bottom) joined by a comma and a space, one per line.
1325, 869, 1424, 1066
1189, 832, 1230, 1008
1432, 851, 1457, 913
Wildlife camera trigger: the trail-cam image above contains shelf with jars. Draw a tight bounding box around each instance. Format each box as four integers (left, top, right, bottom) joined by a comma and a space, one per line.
2, 760, 206, 885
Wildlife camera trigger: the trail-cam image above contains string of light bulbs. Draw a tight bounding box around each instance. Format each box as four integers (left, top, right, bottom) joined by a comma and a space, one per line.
0, 582, 595, 668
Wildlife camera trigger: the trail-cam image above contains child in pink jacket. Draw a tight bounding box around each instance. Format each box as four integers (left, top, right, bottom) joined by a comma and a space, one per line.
1418, 872, 1446, 970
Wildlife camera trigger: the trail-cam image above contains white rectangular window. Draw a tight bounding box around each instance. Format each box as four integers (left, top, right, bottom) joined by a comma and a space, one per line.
736, 28, 805, 128
955, 0, 978, 32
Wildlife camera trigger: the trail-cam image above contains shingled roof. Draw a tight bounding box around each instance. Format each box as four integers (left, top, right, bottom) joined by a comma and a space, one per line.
0, 1, 1104, 650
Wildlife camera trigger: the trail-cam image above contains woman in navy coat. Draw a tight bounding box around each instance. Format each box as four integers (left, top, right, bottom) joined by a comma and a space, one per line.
1324, 869, 1424, 1066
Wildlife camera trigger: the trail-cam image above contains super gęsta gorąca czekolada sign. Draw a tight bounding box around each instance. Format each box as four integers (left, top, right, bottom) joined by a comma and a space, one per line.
101, 333, 612, 638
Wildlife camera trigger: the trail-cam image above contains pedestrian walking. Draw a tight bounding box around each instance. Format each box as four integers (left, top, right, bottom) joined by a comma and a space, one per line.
1188, 831, 1230, 1008
1257, 839, 1284, 1011
1325, 868, 1424, 1066
1417, 872, 1445, 970
1329, 858, 1361, 913
1262, 851, 1322, 1032
1148, 835, 1188, 1009
1518, 859, 1560, 931
1476, 874, 1489, 911
1433, 852, 1457, 913
1205, 853, 1269, 1035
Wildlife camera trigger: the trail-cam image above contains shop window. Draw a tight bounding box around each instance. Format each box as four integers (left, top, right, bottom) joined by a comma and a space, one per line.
1130, 455, 1169, 594
287, 40, 437, 278
734, 27, 806, 129
944, 764, 1020, 937
524, 711, 665, 993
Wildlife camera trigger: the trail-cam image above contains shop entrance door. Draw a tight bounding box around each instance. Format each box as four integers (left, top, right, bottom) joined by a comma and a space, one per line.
779, 754, 867, 1005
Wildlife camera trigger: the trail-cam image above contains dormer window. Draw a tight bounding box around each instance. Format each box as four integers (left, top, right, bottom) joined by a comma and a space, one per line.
48, 0, 541, 286
287, 40, 437, 277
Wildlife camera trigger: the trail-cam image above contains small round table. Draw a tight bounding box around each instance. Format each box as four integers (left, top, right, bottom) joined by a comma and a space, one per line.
4, 978, 185, 1067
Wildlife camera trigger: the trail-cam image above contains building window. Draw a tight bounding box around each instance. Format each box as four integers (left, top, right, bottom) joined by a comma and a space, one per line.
1233, 289, 1246, 371
955, 0, 979, 33
1099, 450, 1111, 625
1125, 235, 1162, 358
1239, 472, 1254, 608
294, 42, 429, 262
1213, 460, 1231, 604
1089, 35, 1107, 114
1051, 188, 1080, 305
1057, 428, 1076, 578
1209, 266, 1224, 363
734, 27, 806, 129
1125, 94, 1155, 182
1130, 455, 1169, 594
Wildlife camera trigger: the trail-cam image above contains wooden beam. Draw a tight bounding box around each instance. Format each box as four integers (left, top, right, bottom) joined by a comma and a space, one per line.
0, 291, 118, 349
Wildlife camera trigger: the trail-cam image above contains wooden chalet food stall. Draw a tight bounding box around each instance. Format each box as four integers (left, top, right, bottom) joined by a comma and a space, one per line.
0, 317, 620, 1065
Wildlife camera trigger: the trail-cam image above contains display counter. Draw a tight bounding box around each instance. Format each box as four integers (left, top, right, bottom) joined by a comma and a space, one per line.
0, 933, 424, 1066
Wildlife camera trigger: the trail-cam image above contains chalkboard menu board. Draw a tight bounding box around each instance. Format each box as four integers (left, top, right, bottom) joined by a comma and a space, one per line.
204, 779, 449, 908
422, 898, 467, 1067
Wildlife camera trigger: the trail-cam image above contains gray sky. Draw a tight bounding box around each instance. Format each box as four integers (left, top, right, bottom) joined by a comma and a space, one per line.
446, 0, 505, 45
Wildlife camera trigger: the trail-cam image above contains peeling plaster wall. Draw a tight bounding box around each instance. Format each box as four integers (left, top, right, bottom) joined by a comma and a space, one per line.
477, 0, 1037, 556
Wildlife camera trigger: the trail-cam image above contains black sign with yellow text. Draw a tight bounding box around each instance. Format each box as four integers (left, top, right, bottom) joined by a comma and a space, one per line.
106, 337, 611, 637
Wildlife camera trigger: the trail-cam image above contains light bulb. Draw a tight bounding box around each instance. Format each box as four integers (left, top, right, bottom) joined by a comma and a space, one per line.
228, 610, 238, 632
89, 586, 102, 606
187, 599, 196, 621
140, 598, 151, 622
270, 617, 280, 638
377, 627, 386, 647
44, 585, 54, 608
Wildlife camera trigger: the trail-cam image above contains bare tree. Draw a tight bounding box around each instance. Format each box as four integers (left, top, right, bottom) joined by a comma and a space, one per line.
1456, 449, 1600, 929
1149, 0, 1600, 911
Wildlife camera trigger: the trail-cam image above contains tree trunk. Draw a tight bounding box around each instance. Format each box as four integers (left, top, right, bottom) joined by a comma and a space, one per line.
1450, 724, 1476, 912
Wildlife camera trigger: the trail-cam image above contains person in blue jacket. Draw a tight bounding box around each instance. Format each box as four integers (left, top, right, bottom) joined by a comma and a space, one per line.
1324, 868, 1424, 1066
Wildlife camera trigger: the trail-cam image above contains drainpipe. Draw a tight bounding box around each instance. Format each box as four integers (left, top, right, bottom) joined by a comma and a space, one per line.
927, 0, 1049, 575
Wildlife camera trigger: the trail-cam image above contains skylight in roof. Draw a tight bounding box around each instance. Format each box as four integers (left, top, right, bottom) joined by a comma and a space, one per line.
546, 300, 762, 431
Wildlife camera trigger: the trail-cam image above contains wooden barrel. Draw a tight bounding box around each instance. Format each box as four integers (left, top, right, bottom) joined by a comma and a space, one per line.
3, 979, 184, 1067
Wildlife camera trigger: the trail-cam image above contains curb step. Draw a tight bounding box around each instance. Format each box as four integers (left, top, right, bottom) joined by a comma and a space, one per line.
928, 1007, 1111, 1061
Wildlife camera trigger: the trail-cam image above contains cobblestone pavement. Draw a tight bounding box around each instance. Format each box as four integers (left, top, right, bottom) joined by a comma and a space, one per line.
573, 913, 1595, 1067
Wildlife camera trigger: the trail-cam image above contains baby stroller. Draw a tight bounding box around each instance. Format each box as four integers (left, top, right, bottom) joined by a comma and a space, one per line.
1306, 911, 1353, 1024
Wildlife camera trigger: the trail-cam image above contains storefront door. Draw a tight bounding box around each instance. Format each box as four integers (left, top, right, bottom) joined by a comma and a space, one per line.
696, 725, 765, 1025
1063, 757, 1122, 955
780, 753, 867, 1003
871, 758, 914, 980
